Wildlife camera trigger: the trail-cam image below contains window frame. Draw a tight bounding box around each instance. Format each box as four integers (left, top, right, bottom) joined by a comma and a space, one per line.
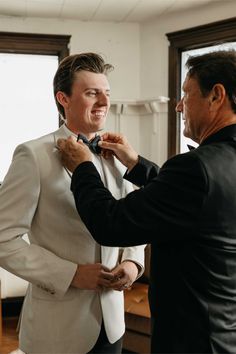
166, 16, 236, 157
0, 31, 70, 60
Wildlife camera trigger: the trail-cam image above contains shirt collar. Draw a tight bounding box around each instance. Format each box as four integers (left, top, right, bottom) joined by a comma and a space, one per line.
200, 124, 236, 146
61, 124, 78, 139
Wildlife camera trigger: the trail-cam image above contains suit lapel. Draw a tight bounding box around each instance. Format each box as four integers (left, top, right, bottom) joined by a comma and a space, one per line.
53, 125, 73, 179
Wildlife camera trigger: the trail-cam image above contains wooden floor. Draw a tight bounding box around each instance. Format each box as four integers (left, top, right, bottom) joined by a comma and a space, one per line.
0, 317, 19, 354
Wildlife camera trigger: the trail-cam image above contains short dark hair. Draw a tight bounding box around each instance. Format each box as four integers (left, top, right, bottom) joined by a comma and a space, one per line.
186, 49, 236, 113
53, 52, 114, 118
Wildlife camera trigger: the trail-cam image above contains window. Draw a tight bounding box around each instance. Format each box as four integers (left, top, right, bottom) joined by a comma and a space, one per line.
0, 32, 70, 182
0, 53, 58, 181
166, 17, 236, 157
0, 32, 70, 299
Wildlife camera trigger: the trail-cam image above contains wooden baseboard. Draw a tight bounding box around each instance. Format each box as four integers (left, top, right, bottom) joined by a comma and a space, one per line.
123, 330, 151, 354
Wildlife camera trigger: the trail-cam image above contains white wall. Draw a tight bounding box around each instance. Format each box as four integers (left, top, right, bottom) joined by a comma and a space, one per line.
141, 1, 236, 98
0, 16, 140, 100
140, 0, 236, 165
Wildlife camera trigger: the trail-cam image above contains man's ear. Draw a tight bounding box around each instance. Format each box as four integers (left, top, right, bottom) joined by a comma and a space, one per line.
209, 84, 226, 108
56, 91, 69, 108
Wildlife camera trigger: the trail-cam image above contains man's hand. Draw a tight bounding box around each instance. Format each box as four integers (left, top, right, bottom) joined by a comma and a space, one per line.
109, 261, 139, 291
71, 264, 115, 291
57, 136, 92, 172
99, 132, 139, 171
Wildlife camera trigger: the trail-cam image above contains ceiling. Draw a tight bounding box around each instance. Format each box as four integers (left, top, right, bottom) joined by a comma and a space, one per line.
0, 0, 224, 23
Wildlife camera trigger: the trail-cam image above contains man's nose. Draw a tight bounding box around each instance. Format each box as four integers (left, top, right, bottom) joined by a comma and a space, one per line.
98, 92, 109, 106
175, 97, 183, 113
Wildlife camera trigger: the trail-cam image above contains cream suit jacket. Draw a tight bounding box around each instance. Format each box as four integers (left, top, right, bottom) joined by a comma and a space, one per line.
0, 125, 145, 354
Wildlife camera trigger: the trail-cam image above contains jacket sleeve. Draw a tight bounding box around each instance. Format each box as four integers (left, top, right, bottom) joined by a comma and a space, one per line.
71, 152, 208, 247
124, 155, 160, 187
0, 143, 77, 299
119, 245, 146, 279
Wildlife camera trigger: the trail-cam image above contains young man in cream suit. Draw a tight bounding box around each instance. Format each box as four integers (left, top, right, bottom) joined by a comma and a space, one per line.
0, 53, 145, 354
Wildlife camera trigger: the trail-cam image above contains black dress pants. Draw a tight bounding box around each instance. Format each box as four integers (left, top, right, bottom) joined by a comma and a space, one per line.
87, 321, 123, 354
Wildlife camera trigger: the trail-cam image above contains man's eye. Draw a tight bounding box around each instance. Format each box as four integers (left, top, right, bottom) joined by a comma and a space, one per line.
87, 91, 96, 96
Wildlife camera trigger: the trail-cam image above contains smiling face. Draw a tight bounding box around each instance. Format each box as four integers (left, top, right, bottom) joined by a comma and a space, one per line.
57, 70, 110, 139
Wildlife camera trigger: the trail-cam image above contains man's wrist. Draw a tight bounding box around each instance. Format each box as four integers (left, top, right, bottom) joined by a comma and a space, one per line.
127, 154, 139, 172
121, 260, 141, 279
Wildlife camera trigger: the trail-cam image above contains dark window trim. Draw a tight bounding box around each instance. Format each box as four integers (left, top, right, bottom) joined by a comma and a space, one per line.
0, 31, 70, 61
166, 16, 236, 157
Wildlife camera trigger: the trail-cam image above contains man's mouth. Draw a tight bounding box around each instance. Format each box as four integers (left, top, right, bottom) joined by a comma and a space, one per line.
92, 110, 106, 118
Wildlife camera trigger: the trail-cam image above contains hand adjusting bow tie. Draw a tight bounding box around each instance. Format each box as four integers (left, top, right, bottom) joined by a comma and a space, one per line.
77, 133, 101, 154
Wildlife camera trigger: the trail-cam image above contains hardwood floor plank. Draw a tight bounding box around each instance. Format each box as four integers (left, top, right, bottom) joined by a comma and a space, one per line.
0, 317, 19, 354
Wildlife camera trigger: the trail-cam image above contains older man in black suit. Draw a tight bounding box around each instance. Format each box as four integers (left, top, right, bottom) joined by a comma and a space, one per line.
58, 50, 236, 354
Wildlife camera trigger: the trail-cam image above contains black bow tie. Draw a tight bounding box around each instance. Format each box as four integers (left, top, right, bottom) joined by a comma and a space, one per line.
77, 134, 101, 154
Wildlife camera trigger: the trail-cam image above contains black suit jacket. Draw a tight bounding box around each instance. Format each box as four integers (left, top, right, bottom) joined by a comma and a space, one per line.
71, 124, 236, 354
